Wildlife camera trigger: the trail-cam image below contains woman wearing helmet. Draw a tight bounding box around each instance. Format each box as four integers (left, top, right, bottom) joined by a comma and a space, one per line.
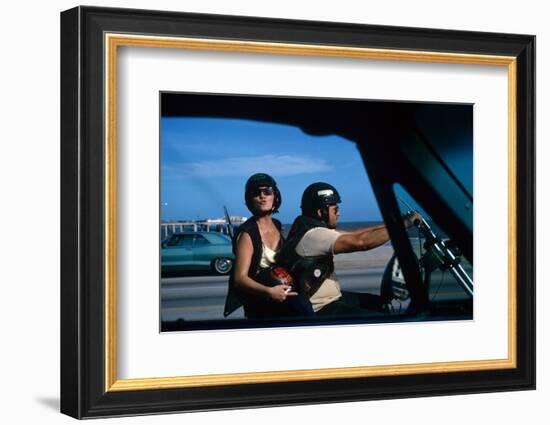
224, 173, 314, 319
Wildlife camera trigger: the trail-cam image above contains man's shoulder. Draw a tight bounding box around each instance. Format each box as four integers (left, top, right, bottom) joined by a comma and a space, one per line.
303, 227, 340, 238
297, 227, 341, 256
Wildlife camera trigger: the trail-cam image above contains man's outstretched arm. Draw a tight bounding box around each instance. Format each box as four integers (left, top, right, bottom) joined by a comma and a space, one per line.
333, 212, 421, 254
333, 226, 390, 254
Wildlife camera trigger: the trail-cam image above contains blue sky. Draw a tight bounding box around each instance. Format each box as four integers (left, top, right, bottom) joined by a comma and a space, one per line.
161, 117, 381, 223
160, 116, 472, 224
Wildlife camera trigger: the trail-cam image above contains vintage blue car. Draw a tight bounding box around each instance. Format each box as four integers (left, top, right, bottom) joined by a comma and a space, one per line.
161, 231, 234, 275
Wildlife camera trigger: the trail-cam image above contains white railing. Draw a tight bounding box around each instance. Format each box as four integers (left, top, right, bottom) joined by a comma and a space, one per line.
160, 217, 246, 240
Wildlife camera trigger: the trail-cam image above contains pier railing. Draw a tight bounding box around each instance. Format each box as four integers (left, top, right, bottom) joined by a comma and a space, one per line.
160, 218, 246, 240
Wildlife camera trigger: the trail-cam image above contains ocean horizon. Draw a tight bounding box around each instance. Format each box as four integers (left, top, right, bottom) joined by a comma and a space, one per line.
280, 220, 383, 237
160, 218, 448, 241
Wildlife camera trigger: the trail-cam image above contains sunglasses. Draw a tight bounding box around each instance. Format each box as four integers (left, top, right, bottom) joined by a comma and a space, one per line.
251, 187, 274, 197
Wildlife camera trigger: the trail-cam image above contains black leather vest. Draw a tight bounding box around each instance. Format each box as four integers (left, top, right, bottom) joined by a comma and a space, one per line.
277, 215, 335, 298
223, 217, 282, 317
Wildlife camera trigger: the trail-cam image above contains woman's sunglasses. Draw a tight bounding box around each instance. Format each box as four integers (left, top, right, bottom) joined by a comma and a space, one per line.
251, 187, 274, 197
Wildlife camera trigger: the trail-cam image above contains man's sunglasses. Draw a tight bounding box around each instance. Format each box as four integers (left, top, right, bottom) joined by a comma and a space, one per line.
251, 187, 274, 197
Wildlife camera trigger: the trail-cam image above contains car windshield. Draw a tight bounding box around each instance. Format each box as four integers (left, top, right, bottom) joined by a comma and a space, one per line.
193, 234, 210, 245
203, 233, 231, 244
166, 234, 193, 247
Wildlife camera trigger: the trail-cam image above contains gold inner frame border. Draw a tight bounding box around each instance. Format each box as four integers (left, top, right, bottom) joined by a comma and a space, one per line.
104, 33, 517, 392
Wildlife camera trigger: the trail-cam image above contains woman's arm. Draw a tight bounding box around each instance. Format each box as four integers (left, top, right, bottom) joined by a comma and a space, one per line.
233, 232, 295, 302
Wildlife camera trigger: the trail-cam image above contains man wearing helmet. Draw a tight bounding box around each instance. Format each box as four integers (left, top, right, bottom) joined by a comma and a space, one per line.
278, 182, 420, 316
223, 173, 314, 319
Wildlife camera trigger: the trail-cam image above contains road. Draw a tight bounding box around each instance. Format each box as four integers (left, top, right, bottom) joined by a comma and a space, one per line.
161, 265, 472, 322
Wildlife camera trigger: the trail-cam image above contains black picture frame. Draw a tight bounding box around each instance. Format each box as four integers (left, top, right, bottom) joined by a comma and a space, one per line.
61, 6, 535, 419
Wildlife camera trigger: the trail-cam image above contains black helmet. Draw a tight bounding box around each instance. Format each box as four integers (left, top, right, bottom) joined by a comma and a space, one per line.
244, 173, 282, 214
301, 182, 341, 218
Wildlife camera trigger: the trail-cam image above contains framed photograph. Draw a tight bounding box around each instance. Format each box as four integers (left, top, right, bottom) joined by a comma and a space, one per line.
60, 6, 535, 419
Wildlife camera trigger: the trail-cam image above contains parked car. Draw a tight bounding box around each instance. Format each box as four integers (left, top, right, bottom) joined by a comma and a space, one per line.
161, 231, 234, 275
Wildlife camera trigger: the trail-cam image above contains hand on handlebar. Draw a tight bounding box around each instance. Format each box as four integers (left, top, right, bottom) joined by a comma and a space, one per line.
403, 211, 423, 229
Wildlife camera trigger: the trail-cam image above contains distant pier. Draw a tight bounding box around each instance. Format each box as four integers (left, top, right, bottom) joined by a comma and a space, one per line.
160, 216, 247, 239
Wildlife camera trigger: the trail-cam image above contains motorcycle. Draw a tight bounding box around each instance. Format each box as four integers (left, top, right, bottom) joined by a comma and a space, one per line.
380, 205, 473, 316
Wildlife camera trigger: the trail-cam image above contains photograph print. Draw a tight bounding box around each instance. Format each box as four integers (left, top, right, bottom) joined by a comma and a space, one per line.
159, 92, 473, 332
